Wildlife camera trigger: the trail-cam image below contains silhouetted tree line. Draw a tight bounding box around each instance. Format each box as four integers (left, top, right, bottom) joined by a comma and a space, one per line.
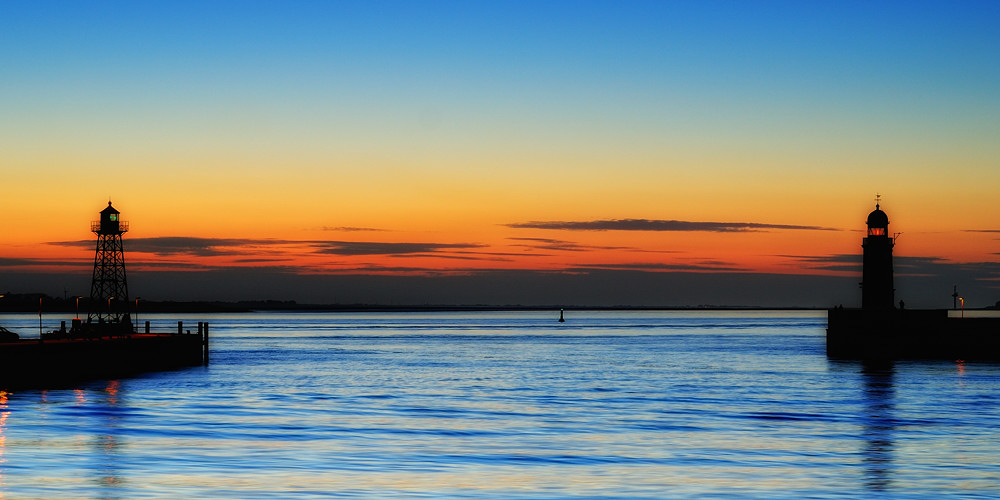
0, 293, 72, 312
0, 293, 281, 313
1, 292, 997, 312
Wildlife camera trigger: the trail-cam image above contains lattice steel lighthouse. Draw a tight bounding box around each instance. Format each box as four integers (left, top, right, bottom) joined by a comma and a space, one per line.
89, 201, 131, 327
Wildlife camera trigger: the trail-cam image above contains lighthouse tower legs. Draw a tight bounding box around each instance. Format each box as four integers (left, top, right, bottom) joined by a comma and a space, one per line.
87, 201, 131, 327
89, 232, 130, 324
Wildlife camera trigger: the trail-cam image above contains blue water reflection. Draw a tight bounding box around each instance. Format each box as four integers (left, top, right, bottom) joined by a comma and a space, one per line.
0, 310, 997, 498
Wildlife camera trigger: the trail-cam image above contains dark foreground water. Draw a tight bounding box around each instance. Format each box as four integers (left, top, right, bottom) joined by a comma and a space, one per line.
0, 310, 998, 498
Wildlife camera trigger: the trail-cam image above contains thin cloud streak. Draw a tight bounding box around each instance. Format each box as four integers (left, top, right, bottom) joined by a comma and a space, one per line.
311, 241, 486, 256
784, 254, 861, 273
51, 237, 488, 259
573, 262, 745, 272
507, 218, 836, 232
389, 253, 514, 262
787, 254, 1000, 282
507, 237, 633, 253
50, 237, 283, 257
0, 257, 87, 268
322, 226, 389, 232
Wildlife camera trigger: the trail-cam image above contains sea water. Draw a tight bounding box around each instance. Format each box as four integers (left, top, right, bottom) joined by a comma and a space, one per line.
0, 310, 998, 498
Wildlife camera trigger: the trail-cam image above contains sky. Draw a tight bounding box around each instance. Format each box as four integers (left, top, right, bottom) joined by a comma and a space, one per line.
1, 1, 999, 308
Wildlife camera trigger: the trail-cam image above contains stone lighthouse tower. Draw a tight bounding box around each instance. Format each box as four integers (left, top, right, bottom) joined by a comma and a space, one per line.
861, 201, 894, 310
89, 201, 131, 327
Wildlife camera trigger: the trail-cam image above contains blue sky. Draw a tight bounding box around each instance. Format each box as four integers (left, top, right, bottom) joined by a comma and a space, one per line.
2, 1, 999, 306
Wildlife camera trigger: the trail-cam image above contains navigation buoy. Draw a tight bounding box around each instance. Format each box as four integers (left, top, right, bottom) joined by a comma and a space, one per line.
558, 309, 565, 322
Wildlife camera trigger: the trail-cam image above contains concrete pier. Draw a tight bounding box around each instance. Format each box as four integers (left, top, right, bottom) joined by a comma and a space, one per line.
0, 321, 209, 389
828, 308, 1000, 360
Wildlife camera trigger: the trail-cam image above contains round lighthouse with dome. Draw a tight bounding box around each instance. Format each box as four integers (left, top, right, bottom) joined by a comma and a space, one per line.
861, 197, 895, 310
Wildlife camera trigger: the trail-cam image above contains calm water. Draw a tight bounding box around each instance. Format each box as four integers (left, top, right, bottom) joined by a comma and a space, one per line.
0, 310, 998, 499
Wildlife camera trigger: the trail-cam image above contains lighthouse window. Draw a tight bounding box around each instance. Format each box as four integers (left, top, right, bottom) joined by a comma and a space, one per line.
869, 228, 885, 236
109, 214, 118, 222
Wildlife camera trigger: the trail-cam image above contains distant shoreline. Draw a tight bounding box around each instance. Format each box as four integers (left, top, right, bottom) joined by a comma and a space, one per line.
3, 293, 994, 314
0, 294, 831, 313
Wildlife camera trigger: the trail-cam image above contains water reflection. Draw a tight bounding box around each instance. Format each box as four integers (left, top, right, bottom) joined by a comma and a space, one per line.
58, 382, 127, 495
860, 361, 895, 492
0, 390, 9, 494
92, 380, 125, 495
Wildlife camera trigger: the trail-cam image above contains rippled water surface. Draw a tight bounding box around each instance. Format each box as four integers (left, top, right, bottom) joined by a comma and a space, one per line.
1, 310, 999, 498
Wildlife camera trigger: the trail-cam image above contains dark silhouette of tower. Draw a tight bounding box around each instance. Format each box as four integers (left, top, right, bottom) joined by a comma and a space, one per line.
828, 199, 1000, 359
862, 202, 894, 310
89, 201, 131, 326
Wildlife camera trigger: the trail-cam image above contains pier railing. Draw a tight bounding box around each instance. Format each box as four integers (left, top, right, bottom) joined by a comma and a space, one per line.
91, 221, 129, 232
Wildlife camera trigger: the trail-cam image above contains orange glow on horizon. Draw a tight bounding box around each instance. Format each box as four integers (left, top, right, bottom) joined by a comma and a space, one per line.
3, 203, 997, 281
